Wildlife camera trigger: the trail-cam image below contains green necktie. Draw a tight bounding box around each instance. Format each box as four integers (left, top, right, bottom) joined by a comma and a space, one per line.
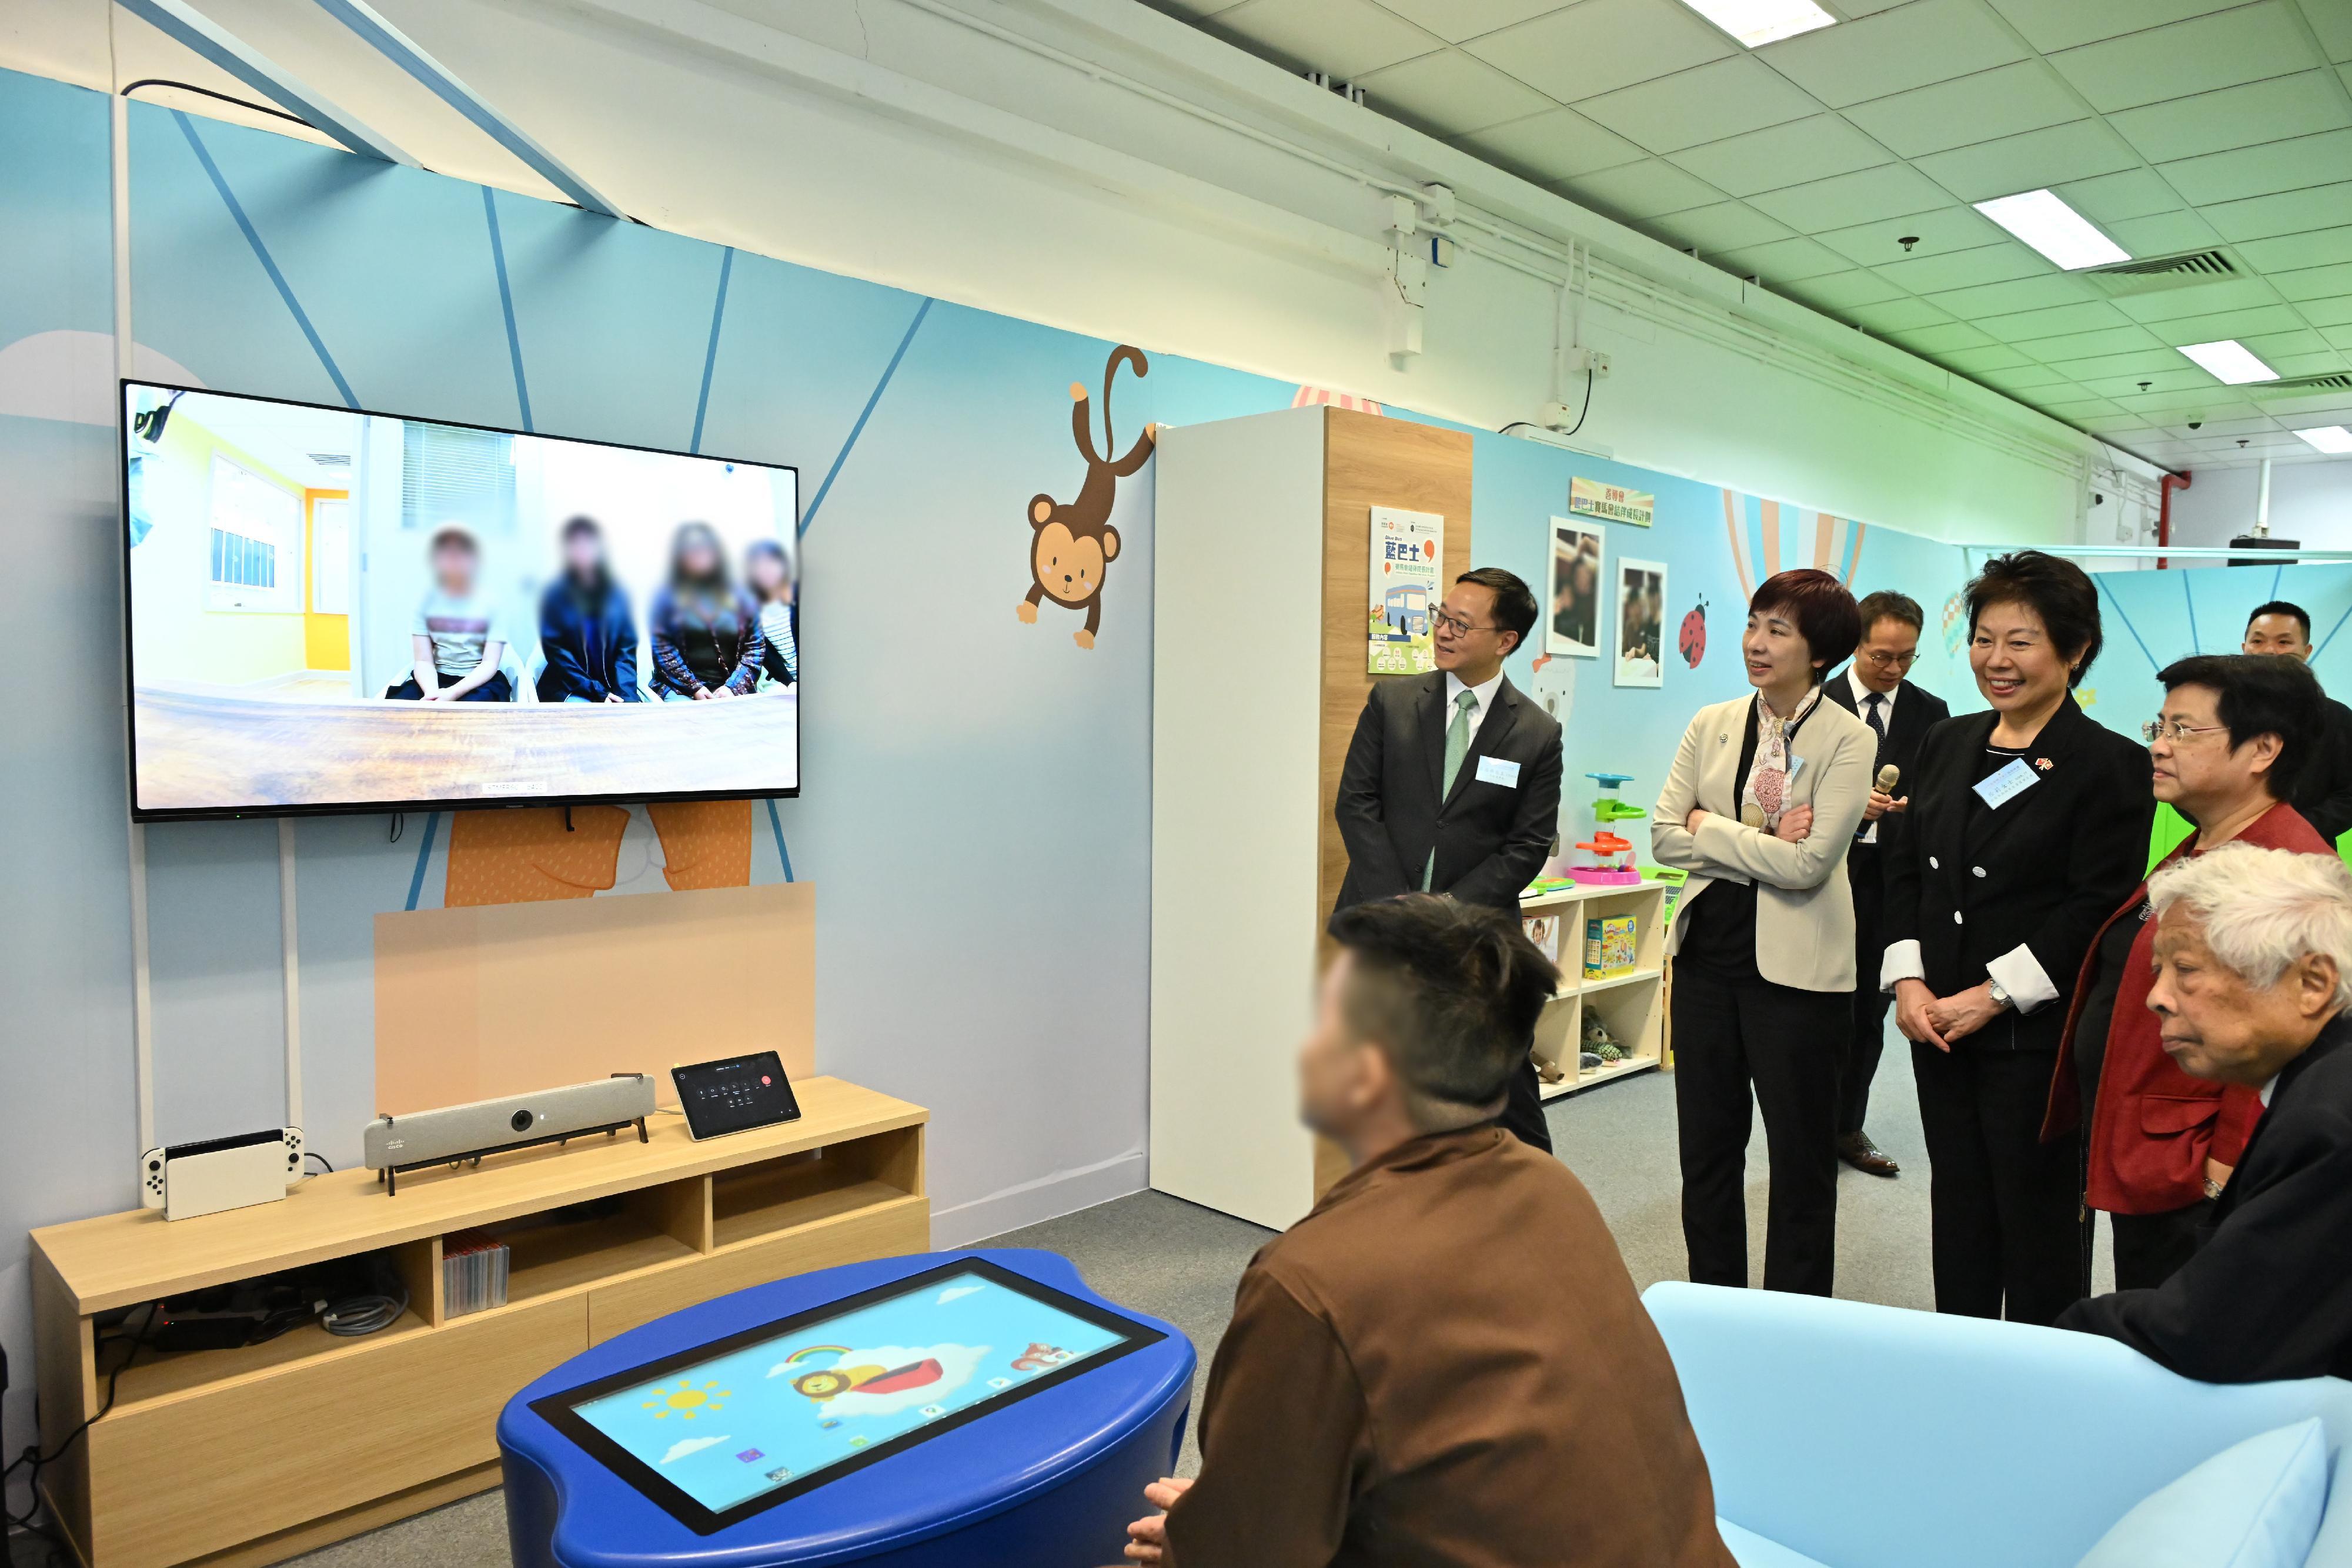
1424, 687, 1480, 890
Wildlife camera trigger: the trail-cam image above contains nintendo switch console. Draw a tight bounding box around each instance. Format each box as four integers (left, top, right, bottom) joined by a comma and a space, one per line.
139, 1128, 304, 1221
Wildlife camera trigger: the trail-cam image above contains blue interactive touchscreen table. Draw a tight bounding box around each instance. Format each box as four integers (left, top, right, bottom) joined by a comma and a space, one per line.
500, 1250, 1195, 1568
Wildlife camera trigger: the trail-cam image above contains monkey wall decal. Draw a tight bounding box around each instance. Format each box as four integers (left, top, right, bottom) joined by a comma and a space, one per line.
1019, 345, 1157, 649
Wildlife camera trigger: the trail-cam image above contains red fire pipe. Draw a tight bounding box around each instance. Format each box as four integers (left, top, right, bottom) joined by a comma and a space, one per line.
2159, 469, 2191, 570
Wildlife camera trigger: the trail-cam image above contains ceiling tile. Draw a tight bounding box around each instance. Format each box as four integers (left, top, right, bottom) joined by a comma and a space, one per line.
2234, 326, 2332, 357
1757, 0, 2029, 109
1667, 115, 1891, 198
1373, 0, 1572, 45
1648, 201, 1796, 253
1938, 343, 2037, 372
1976, 362, 2080, 390
2072, 366, 2224, 398
2236, 225, 2352, 270
1925, 273, 2100, 317
1464, 0, 1737, 102
2051, 347, 2212, 379
1778, 269, 1912, 310
1845, 296, 1958, 333
2158, 129, 2352, 208
1356, 46, 1558, 134
2324, 324, 2352, 350
1890, 320, 2001, 353
1984, 0, 2256, 55
2204, 180, 2352, 242
2107, 70, 2352, 164
1557, 158, 1726, 220
2046, 3, 2321, 115
1746, 163, 1952, 230
1455, 107, 1647, 183
1704, 236, 1853, 283
2273, 262, 2352, 302
2293, 294, 2352, 327
1576, 55, 1823, 154
1910, 119, 2144, 203
1978, 299, 2136, 343
2112, 278, 2288, 323
1841, 60, 2086, 159
2308, 2, 2352, 62
1198, 0, 1444, 78
1814, 204, 2004, 267
1872, 240, 2054, 292
2100, 209, 2225, 255
2052, 169, 2186, 223
2039, 396, 2130, 418
2020, 324, 2168, 360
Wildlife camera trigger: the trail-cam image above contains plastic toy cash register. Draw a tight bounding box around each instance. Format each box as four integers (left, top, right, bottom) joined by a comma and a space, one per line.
500, 1250, 1194, 1568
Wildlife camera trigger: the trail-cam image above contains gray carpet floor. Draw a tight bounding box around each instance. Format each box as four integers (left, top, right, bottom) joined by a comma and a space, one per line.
11, 1033, 2113, 1567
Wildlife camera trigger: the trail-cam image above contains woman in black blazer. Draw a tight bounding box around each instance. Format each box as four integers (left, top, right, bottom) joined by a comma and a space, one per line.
1882, 551, 2152, 1326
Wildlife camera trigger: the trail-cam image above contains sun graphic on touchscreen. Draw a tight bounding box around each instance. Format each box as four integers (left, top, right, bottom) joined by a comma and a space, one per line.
642, 1379, 731, 1420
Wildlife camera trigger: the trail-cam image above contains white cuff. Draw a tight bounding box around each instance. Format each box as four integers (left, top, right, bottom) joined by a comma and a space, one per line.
1985, 944, 2060, 1014
1879, 939, 1924, 994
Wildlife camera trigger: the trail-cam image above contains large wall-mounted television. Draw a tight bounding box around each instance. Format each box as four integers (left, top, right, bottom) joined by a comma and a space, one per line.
120, 382, 800, 821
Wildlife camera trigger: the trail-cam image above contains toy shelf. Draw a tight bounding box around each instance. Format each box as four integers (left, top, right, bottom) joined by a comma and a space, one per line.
1520, 879, 1673, 1102
28, 1077, 927, 1568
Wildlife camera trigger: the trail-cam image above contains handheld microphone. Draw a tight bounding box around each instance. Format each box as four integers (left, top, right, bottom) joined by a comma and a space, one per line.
1876, 764, 1900, 795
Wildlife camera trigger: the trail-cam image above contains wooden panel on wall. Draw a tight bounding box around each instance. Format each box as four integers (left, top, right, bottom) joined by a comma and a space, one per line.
374, 882, 815, 1114
1316, 407, 1475, 920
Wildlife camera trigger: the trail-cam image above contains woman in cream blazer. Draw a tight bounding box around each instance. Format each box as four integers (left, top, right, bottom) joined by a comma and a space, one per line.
1649, 569, 1875, 1297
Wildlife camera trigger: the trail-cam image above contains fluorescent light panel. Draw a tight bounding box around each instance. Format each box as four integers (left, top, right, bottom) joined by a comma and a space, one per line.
1675, 0, 1836, 48
2177, 339, 2280, 385
2294, 426, 2352, 454
1971, 189, 2130, 270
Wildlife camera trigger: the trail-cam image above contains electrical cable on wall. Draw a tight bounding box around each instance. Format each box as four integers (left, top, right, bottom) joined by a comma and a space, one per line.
120, 79, 313, 128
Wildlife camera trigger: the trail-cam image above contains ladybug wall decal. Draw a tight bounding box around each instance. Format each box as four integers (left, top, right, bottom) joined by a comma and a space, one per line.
1678, 596, 1708, 668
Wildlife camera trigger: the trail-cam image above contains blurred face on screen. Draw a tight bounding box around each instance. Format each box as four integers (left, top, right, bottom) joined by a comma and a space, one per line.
562, 523, 604, 581
2245, 613, 2311, 660
431, 537, 477, 594
747, 546, 790, 604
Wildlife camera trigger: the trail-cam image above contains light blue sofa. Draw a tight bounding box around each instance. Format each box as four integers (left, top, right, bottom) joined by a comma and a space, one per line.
1641, 1282, 2352, 1568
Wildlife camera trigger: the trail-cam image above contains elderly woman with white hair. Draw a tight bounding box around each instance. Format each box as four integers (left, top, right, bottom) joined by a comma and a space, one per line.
2059, 842, 2352, 1383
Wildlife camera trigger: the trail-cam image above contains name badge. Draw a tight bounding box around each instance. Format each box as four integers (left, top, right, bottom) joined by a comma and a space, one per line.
1476, 756, 1522, 788
1973, 756, 2040, 810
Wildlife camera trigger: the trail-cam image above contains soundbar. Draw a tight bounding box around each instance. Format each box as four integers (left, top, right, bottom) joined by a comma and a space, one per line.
364, 1075, 656, 1195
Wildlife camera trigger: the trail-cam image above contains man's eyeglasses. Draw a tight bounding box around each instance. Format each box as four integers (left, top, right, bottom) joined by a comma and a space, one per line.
1859, 648, 1918, 669
2140, 719, 2229, 744
1431, 608, 1495, 637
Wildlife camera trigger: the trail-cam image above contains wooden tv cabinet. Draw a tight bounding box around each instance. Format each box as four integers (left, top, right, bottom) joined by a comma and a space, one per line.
29, 1077, 928, 1568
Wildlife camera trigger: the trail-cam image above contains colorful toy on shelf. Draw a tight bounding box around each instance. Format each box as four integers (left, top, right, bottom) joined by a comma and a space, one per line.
1584, 914, 1638, 978
1568, 771, 1646, 885
1580, 1012, 1625, 1064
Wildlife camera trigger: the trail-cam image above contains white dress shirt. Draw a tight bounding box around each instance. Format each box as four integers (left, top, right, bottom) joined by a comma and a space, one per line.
1443, 668, 1505, 756
1849, 667, 1898, 845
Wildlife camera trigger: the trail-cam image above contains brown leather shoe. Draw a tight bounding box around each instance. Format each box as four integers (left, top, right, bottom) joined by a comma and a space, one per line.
1838, 1131, 1899, 1177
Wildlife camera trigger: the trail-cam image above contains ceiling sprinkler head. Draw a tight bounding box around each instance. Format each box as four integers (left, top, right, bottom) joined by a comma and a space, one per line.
1897, 235, 1920, 252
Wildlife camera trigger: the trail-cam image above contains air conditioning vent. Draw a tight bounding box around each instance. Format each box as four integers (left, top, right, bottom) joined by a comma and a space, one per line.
2248, 373, 2352, 396
306, 452, 351, 467
2082, 249, 2237, 297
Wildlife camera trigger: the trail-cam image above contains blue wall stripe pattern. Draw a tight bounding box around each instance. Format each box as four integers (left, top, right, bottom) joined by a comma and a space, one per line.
2097, 574, 2160, 673
690, 246, 734, 454
404, 811, 440, 911
2316, 599, 2352, 663
2180, 569, 2200, 653
173, 111, 359, 409
482, 187, 533, 432
764, 799, 794, 882
800, 296, 932, 537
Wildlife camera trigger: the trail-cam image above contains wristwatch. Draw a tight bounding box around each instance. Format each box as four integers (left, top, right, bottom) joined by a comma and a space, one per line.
1985, 977, 2013, 1011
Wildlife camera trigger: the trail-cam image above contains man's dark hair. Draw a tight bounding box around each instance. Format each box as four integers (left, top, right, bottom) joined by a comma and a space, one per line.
2248, 600, 2312, 640
2157, 653, 2324, 800
1457, 567, 1538, 655
1965, 550, 2102, 688
1325, 894, 1558, 1119
1856, 590, 1925, 636
1751, 568, 1861, 673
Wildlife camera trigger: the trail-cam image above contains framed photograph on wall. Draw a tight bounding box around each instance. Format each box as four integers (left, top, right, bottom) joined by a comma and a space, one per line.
1545, 517, 1603, 658
1615, 558, 1666, 689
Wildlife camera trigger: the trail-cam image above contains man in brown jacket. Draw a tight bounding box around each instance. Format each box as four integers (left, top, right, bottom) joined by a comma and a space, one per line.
1124, 894, 1733, 1567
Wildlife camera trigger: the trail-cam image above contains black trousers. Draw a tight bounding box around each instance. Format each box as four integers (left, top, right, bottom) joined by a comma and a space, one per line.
1913, 1043, 2086, 1325
1672, 967, 1847, 1295
2111, 1199, 2212, 1292
385, 668, 513, 702
1840, 842, 1889, 1138
1499, 1057, 1553, 1155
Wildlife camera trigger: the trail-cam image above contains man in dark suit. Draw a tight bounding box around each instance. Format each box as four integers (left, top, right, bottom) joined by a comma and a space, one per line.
2060, 844, 2352, 1382
1823, 591, 1950, 1178
2243, 600, 2352, 844
1335, 567, 1564, 1152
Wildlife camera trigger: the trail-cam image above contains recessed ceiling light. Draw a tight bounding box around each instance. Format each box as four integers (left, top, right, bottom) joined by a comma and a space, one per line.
2176, 340, 2280, 385
1970, 190, 2129, 270
1675, 0, 1837, 48
2294, 425, 2352, 454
